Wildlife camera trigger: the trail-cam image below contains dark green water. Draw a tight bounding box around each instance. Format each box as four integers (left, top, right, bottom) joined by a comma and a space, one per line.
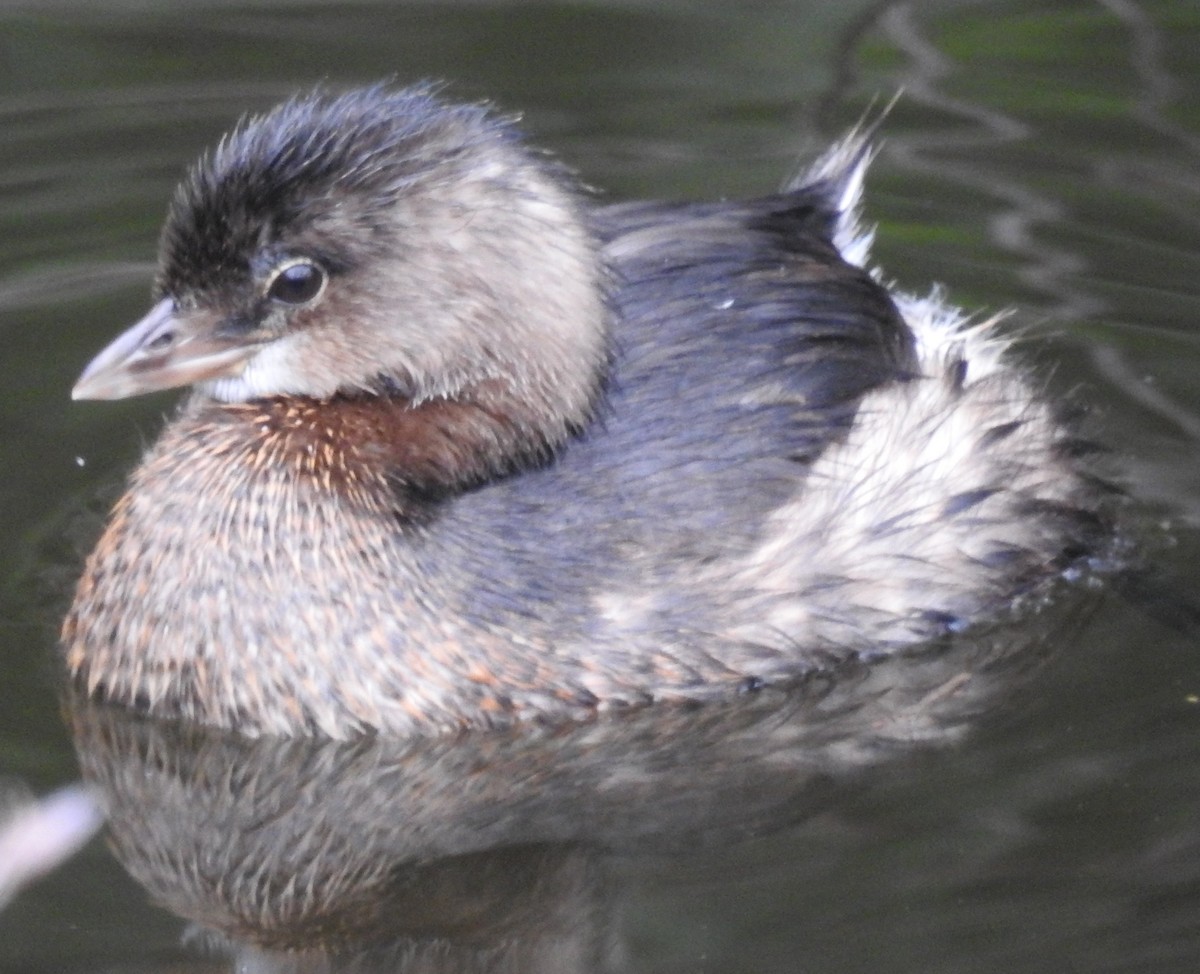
3, 1, 1200, 971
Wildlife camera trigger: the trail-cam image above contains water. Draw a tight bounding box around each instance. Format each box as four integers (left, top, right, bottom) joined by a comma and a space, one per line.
3, 0, 1200, 971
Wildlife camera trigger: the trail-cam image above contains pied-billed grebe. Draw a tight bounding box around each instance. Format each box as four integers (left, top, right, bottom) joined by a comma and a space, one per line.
62, 84, 1106, 738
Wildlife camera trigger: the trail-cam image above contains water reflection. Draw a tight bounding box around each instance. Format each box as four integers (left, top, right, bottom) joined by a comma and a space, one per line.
67, 615, 1080, 971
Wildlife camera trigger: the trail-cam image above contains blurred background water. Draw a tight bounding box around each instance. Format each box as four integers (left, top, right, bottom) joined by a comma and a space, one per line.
2, 0, 1200, 971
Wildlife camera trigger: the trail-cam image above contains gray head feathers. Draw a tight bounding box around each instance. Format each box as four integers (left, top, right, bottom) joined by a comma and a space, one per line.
157, 85, 524, 300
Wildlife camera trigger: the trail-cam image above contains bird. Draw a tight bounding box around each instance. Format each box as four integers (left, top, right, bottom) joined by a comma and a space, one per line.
61, 84, 1108, 739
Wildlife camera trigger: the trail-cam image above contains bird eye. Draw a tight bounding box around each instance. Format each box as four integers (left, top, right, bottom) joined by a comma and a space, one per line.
266, 260, 326, 305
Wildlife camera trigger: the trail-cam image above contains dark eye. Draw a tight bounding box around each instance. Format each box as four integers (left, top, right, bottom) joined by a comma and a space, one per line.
267, 260, 326, 305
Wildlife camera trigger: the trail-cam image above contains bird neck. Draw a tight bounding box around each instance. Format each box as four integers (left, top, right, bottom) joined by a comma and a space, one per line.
187, 380, 577, 510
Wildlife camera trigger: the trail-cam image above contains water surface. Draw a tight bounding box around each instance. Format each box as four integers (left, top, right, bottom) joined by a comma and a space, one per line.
3, 1, 1200, 971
